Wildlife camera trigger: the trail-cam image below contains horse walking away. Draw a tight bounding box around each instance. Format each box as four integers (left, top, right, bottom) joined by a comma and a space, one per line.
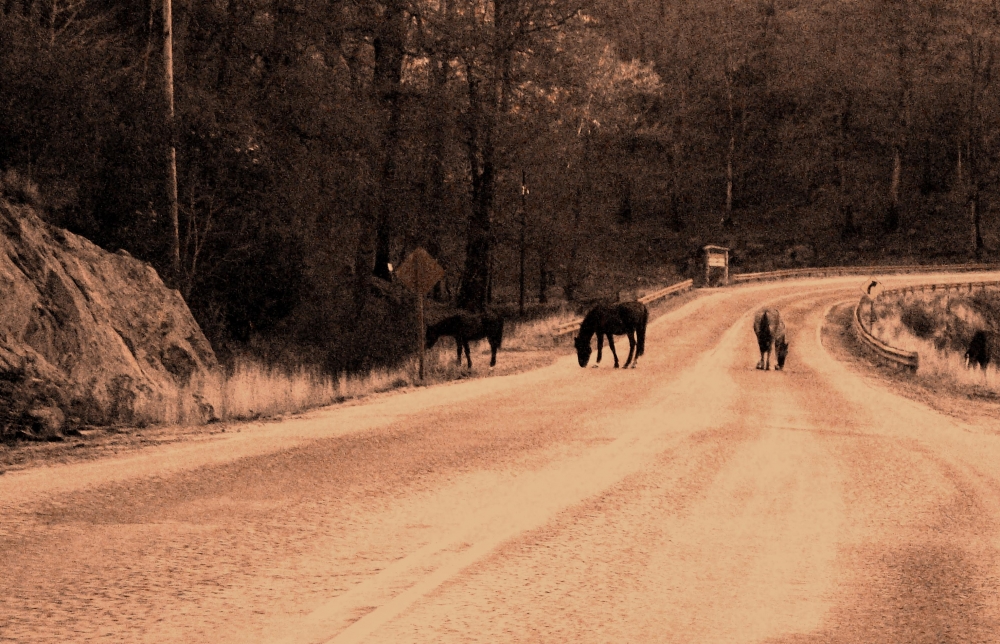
426, 311, 504, 369
574, 301, 648, 369
753, 308, 788, 371
966, 330, 990, 371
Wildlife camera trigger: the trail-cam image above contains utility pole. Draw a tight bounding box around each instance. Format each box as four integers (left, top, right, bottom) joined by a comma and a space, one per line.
163, 0, 181, 281
518, 169, 528, 315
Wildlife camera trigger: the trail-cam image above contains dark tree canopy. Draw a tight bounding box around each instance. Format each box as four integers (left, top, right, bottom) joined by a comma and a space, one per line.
2, 0, 1000, 370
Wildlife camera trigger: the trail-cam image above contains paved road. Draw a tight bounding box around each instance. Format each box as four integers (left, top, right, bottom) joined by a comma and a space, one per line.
4, 274, 1000, 643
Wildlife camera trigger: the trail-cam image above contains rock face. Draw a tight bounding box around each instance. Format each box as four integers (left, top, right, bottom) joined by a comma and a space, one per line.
0, 199, 219, 437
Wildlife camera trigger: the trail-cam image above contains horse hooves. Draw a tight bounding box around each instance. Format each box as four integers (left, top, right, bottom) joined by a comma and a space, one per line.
592, 365, 600, 369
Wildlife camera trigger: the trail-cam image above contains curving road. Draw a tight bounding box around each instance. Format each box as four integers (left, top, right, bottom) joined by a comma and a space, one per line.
4, 273, 1000, 643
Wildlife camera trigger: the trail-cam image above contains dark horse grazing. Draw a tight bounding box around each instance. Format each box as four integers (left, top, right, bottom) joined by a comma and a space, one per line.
426, 311, 504, 369
753, 308, 788, 370
574, 302, 648, 369
966, 330, 990, 371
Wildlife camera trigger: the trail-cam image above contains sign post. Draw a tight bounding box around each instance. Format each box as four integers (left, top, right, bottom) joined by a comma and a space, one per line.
861, 278, 883, 330
702, 245, 730, 286
395, 248, 445, 380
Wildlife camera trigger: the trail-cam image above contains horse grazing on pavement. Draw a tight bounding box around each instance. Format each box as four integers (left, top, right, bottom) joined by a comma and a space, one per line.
753, 308, 788, 371
966, 330, 991, 371
426, 311, 504, 369
574, 301, 648, 369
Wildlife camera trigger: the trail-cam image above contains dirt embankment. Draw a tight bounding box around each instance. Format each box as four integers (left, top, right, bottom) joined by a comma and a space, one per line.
0, 198, 218, 442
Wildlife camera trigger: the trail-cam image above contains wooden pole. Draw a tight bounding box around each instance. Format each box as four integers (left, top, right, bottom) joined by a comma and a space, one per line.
417, 259, 425, 380
519, 169, 527, 315
163, 0, 180, 281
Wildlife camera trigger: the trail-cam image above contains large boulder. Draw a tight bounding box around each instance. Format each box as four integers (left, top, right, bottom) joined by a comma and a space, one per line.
0, 199, 219, 437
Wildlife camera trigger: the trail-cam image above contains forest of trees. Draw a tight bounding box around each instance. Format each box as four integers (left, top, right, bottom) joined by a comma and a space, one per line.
2, 0, 1000, 372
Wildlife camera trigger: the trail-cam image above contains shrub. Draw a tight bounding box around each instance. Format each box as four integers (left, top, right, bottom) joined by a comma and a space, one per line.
900, 304, 935, 338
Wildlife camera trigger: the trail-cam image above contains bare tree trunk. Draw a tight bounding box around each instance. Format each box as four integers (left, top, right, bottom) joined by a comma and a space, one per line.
351, 1, 407, 316
538, 236, 549, 304
725, 131, 734, 226
564, 185, 583, 302
426, 12, 451, 301
886, 146, 901, 232
669, 83, 686, 232
838, 95, 856, 238
372, 0, 407, 281
886, 36, 909, 233
163, 0, 180, 281
722, 35, 735, 228
519, 170, 527, 314
965, 29, 992, 259
971, 197, 984, 259
956, 139, 963, 185
457, 64, 495, 312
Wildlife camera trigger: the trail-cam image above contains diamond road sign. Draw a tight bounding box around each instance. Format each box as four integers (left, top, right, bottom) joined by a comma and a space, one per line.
395, 247, 445, 295
861, 278, 883, 298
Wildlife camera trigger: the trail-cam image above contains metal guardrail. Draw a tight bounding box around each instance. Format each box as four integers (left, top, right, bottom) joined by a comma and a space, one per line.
886, 281, 995, 296
852, 297, 919, 371
637, 279, 695, 304
551, 279, 694, 339
731, 262, 1000, 284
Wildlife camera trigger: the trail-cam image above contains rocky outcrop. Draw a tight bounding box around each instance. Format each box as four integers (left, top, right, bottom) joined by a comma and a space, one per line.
0, 199, 219, 438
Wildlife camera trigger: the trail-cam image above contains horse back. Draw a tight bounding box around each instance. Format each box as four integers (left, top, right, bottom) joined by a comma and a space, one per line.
584, 302, 647, 335
754, 308, 784, 340
618, 301, 648, 327
437, 311, 503, 343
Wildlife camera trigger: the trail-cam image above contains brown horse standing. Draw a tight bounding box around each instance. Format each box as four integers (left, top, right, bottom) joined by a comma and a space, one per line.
426, 311, 504, 369
574, 301, 648, 369
753, 308, 788, 370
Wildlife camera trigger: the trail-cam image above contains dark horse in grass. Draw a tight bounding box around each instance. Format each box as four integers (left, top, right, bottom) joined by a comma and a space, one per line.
574, 301, 648, 369
426, 311, 504, 369
966, 330, 991, 371
753, 307, 788, 371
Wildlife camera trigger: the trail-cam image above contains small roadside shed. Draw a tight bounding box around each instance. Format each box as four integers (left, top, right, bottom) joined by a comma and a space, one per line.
702, 245, 730, 286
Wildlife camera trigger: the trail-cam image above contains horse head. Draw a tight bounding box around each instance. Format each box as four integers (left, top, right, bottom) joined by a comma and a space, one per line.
775, 338, 789, 370
574, 335, 592, 368
425, 324, 440, 349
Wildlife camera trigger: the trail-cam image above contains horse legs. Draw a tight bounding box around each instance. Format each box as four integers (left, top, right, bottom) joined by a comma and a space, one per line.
595, 334, 604, 366
489, 340, 498, 367
456, 339, 464, 365
463, 340, 473, 369
623, 330, 636, 368
607, 335, 620, 368
765, 345, 772, 370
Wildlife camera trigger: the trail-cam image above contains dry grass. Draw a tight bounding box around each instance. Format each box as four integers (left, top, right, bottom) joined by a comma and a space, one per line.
871, 294, 1000, 392
137, 294, 674, 428
207, 309, 579, 422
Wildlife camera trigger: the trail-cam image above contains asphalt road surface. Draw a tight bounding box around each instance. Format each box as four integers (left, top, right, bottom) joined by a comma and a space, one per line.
4, 273, 1000, 643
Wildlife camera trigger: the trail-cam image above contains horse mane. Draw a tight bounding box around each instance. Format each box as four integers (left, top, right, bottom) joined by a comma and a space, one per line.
577, 306, 604, 343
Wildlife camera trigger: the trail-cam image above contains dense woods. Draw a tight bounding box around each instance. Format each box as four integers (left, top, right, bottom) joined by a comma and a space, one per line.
3, 0, 1000, 372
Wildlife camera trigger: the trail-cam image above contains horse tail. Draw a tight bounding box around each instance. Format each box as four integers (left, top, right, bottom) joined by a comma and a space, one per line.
486, 313, 504, 349
637, 307, 648, 357
757, 311, 773, 352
